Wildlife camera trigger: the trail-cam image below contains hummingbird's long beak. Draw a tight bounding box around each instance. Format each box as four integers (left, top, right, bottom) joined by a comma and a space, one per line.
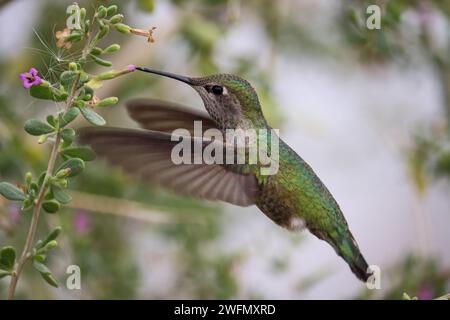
136, 67, 194, 85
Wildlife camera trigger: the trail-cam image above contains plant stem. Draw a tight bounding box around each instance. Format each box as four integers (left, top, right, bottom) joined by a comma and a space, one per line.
7, 10, 98, 299
7, 133, 61, 299
7, 72, 82, 301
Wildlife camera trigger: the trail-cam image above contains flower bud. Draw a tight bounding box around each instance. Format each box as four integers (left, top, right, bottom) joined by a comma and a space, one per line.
56, 168, 71, 179
110, 14, 123, 24
45, 240, 58, 250
98, 6, 107, 19
65, 31, 84, 42
69, 62, 78, 71
80, 8, 86, 22
25, 172, 33, 185
38, 135, 48, 144
90, 47, 103, 55
96, 22, 109, 40
91, 54, 112, 67
59, 179, 68, 188
96, 97, 118, 107
97, 71, 116, 80
107, 5, 118, 16
104, 44, 120, 53
114, 23, 131, 34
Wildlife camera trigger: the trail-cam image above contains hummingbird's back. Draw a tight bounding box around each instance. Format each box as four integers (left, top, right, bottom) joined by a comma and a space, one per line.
255, 138, 371, 281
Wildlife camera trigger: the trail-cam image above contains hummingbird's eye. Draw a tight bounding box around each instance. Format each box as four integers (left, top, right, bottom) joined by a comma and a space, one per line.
211, 85, 224, 95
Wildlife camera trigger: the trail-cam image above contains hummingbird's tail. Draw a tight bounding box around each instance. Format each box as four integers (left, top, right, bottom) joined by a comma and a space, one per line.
334, 234, 372, 282
315, 227, 371, 282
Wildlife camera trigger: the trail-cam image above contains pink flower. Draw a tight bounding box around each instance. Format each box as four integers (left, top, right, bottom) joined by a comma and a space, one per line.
19, 68, 42, 89
417, 284, 434, 300
127, 64, 136, 72
74, 210, 92, 234
9, 204, 21, 223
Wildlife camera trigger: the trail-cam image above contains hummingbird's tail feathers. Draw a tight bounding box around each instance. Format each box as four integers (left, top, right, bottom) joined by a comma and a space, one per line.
335, 236, 372, 283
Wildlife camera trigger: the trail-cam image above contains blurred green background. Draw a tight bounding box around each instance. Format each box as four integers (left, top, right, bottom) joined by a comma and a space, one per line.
0, 0, 449, 299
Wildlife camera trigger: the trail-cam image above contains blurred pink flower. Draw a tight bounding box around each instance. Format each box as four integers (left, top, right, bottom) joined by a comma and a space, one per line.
9, 204, 20, 223
19, 68, 42, 89
74, 210, 92, 234
417, 284, 434, 300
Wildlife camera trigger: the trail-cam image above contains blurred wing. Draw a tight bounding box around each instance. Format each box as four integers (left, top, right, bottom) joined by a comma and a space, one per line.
79, 127, 257, 207
126, 99, 217, 135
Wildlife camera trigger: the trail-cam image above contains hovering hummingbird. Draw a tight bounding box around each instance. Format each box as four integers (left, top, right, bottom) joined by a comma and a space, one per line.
80, 67, 371, 282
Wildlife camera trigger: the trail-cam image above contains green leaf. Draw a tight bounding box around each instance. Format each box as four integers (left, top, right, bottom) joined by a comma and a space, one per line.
52, 185, 72, 204
36, 227, 62, 250
90, 47, 102, 55
65, 30, 84, 42
33, 260, 51, 274
96, 97, 118, 107
57, 158, 85, 177
114, 23, 131, 34
79, 107, 106, 126
104, 44, 120, 54
61, 146, 96, 161
60, 71, 79, 85
107, 4, 118, 15
34, 261, 59, 287
0, 246, 16, 271
41, 272, 59, 288
110, 14, 123, 24
46, 115, 56, 127
24, 119, 55, 136
0, 269, 11, 279
98, 6, 107, 18
43, 199, 60, 214
90, 54, 112, 67
61, 108, 80, 127
29, 85, 67, 102
34, 254, 46, 263
37, 172, 46, 188
0, 182, 26, 201
79, 72, 90, 83
61, 128, 76, 144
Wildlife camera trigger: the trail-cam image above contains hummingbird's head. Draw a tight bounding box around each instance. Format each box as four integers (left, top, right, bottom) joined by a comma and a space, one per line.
136, 67, 267, 130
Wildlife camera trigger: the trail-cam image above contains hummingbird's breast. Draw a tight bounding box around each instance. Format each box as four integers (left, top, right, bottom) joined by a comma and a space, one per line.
255, 138, 348, 233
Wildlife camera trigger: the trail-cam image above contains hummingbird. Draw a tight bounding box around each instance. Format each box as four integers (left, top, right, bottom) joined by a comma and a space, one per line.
79, 67, 371, 282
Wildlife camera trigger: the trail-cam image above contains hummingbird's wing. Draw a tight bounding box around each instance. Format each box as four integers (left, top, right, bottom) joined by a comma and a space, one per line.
79, 127, 257, 207
126, 99, 217, 135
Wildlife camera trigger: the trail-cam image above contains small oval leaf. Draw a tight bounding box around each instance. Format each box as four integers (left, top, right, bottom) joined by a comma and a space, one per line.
79, 107, 106, 126
57, 158, 85, 177
0, 182, 26, 201
43, 200, 60, 214
33, 260, 51, 274
30, 85, 66, 102
61, 146, 96, 161
61, 128, 76, 144
90, 54, 112, 67
52, 185, 72, 204
41, 272, 59, 288
24, 119, 55, 136
0, 246, 16, 271
61, 108, 80, 127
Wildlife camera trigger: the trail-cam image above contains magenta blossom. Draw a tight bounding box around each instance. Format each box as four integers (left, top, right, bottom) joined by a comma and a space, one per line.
74, 210, 92, 234
127, 64, 136, 72
19, 68, 42, 89
417, 284, 434, 300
